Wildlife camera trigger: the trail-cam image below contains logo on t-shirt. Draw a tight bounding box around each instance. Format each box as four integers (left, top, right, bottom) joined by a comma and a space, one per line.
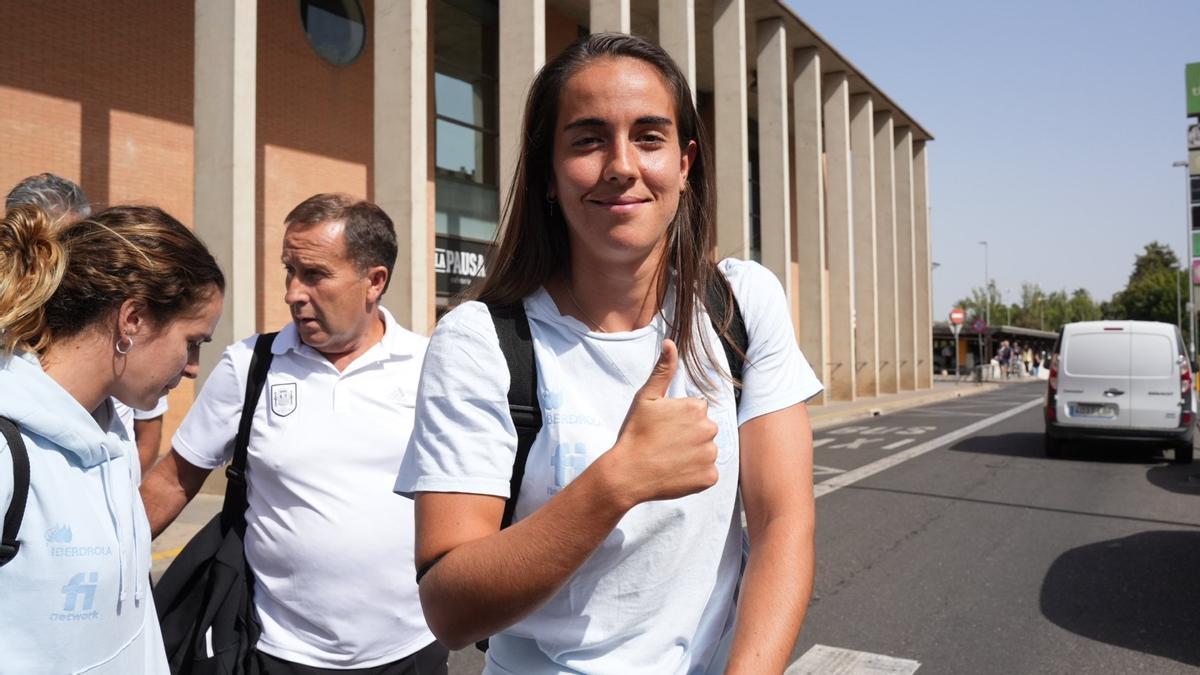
45, 524, 72, 543
271, 382, 298, 417
549, 442, 588, 495
50, 571, 100, 622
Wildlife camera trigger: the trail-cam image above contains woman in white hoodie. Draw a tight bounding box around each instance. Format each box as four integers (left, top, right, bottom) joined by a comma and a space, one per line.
0, 204, 224, 673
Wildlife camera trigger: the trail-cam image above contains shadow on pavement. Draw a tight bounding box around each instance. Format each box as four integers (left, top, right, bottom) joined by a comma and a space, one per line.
950, 432, 1169, 465
1146, 463, 1200, 497
1040, 531, 1200, 668
948, 432, 1047, 459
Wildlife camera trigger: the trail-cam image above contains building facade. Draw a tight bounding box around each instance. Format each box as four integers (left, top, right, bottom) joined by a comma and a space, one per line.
0, 0, 934, 450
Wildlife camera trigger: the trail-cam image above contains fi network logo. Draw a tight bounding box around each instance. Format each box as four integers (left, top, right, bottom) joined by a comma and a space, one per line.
63, 572, 99, 611
50, 572, 101, 622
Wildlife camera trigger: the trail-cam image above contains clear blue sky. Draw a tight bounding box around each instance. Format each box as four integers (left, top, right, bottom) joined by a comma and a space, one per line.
786, 0, 1200, 320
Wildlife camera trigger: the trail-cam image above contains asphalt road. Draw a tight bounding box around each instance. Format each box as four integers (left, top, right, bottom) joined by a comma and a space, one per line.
792, 381, 1200, 674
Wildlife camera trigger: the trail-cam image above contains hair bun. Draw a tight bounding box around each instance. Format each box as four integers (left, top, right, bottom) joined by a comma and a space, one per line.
0, 204, 68, 353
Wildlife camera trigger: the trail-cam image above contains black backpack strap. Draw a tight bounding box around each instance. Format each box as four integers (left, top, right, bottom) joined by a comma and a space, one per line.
0, 417, 29, 566
487, 302, 543, 530
705, 274, 749, 406
221, 332, 278, 532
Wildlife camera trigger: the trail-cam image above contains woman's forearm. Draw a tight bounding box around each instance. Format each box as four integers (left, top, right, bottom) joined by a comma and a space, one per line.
417, 458, 632, 649
724, 514, 815, 675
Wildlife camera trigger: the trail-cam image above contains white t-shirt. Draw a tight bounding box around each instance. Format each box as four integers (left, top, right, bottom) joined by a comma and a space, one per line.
397, 260, 822, 675
114, 395, 169, 435
174, 308, 436, 668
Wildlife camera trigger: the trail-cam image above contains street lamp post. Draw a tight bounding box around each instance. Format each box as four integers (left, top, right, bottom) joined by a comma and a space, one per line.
978, 240, 989, 326
1173, 160, 1195, 359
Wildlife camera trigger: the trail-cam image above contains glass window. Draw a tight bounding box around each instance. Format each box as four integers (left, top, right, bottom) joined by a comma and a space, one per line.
1131, 333, 1174, 378
1064, 332, 1130, 377
434, 0, 499, 254
300, 0, 366, 66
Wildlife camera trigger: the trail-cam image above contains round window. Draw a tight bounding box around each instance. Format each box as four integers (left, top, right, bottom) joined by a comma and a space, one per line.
300, 0, 366, 66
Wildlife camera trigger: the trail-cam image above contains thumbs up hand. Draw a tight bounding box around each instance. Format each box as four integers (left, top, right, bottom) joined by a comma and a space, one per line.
601, 340, 721, 506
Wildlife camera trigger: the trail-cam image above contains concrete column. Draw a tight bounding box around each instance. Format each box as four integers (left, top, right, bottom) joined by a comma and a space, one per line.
194, 0, 255, 384
712, 0, 749, 259
658, 0, 696, 100
823, 72, 855, 401
850, 94, 878, 399
873, 112, 899, 395
894, 126, 917, 391
498, 1, 545, 224
792, 48, 826, 405
755, 19, 790, 296
914, 140, 932, 388
375, 1, 430, 334
591, 0, 630, 34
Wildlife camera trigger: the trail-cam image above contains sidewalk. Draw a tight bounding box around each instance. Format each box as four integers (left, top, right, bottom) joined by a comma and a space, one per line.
151, 376, 1035, 575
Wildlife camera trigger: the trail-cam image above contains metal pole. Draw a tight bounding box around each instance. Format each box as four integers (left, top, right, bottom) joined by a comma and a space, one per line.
979, 240, 989, 326
1175, 160, 1195, 359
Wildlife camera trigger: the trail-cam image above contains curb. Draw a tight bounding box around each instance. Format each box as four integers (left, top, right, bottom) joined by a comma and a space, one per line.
809, 382, 1009, 431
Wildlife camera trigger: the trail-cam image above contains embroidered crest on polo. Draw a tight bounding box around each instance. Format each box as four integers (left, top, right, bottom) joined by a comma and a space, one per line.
270, 382, 298, 417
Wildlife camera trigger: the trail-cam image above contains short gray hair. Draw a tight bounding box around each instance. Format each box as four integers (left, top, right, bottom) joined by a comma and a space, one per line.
6, 173, 91, 224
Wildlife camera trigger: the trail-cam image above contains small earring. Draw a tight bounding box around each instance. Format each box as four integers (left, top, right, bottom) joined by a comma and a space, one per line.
547, 195, 556, 219
115, 333, 134, 355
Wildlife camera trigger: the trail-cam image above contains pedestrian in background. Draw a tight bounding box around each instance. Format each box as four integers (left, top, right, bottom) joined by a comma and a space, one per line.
6, 173, 170, 475
398, 33, 821, 674
0, 204, 224, 673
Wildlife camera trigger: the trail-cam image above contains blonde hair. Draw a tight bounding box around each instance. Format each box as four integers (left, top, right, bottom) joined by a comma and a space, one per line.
0, 204, 225, 355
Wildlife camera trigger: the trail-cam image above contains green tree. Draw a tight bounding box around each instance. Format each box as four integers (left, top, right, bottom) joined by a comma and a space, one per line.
1102, 241, 1189, 345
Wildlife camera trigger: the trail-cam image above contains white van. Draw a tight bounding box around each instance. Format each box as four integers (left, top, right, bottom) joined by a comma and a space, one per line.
1044, 320, 1194, 463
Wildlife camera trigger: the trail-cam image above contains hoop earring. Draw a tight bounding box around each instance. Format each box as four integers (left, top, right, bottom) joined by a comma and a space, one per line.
115, 334, 134, 355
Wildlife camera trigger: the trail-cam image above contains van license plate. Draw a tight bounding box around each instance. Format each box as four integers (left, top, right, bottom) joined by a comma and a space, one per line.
1071, 403, 1116, 418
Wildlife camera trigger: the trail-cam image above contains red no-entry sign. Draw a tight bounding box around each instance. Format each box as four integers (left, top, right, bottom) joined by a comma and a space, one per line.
949, 307, 965, 325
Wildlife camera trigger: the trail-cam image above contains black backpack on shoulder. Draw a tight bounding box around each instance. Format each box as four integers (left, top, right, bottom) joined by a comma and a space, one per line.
154, 332, 278, 675
0, 416, 30, 567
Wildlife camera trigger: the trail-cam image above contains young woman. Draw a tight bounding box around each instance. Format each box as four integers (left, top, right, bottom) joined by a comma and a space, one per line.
0, 204, 224, 673
397, 34, 821, 674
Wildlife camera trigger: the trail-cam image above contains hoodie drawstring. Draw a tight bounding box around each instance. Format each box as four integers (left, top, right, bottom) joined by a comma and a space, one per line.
98, 443, 128, 609
127, 454, 143, 603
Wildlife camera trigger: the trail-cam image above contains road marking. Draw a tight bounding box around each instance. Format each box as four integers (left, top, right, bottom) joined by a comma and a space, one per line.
813, 438, 836, 448
831, 437, 886, 450
152, 545, 184, 562
813, 465, 846, 476
882, 439, 915, 450
814, 397, 1042, 499
787, 644, 920, 674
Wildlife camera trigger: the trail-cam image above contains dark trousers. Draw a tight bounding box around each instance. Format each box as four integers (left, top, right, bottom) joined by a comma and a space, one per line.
255, 641, 449, 675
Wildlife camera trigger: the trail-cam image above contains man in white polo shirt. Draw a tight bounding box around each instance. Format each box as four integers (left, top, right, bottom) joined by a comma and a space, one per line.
141, 193, 446, 674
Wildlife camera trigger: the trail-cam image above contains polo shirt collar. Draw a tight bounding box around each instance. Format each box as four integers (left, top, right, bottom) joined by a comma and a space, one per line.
270, 306, 416, 361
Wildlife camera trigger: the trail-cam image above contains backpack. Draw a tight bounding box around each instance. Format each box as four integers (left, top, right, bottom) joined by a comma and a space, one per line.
0, 417, 29, 567
154, 332, 278, 674
476, 276, 749, 650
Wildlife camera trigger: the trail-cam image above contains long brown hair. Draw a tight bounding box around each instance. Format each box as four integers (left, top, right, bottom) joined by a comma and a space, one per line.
0, 205, 225, 355
473, 33, 737, 389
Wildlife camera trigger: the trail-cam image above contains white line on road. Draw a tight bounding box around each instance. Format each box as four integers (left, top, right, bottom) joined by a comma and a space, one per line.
787, 644, 920, 674
813, 397, 1043, 499
881, 438, 915, 450
812, 437, 836, 448
813, 465, 846, 476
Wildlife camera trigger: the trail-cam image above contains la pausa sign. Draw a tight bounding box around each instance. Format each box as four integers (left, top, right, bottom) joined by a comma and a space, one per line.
436, 235, 490, 295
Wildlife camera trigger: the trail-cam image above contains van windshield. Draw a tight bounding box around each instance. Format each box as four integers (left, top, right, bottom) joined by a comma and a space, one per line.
1064, 332, 1130, 377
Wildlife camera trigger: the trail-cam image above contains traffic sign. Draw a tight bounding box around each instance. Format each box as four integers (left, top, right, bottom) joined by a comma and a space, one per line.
949, 307, 965, 325
972, 318, 987, 333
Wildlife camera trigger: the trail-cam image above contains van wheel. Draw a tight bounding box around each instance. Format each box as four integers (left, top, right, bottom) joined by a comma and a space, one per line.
1174, 442, 1194, 464
1044, 434, 1063, 459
